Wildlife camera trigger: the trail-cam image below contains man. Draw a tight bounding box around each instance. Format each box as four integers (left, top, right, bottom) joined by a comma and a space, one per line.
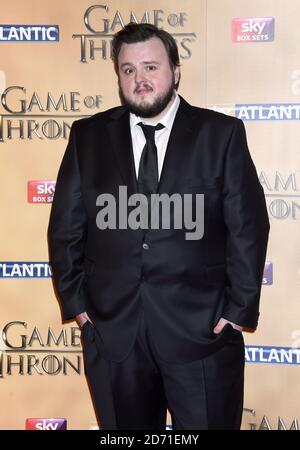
48, 23, 269, 430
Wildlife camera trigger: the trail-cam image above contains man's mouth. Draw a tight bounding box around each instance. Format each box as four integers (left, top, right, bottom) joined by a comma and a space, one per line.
135, 85, 153, 95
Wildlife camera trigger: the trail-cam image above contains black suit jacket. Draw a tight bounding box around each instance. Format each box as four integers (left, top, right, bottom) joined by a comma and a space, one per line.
48, 96, 269, 363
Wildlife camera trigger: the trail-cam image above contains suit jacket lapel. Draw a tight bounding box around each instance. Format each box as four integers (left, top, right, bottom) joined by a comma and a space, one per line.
157, 96, 195, 194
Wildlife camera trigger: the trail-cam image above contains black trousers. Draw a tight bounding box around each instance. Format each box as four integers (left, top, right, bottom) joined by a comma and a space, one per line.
81, 310, 245, 430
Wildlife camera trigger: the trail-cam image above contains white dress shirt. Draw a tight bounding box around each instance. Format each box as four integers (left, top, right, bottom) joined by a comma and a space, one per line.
130, 92, 180, 181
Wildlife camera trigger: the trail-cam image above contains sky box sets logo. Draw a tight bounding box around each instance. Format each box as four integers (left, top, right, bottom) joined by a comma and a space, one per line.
27, 181, 55, 203
232, 17, 274, 43
25, 418, 67, 430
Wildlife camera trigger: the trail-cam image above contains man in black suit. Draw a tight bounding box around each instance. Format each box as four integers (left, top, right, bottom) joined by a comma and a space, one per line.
48, 23, 269, 430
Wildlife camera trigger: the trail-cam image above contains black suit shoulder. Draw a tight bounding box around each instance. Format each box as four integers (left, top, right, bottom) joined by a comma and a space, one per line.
71, 104, 126, 134
186, 103, 241, 126
178, 96, 243, 134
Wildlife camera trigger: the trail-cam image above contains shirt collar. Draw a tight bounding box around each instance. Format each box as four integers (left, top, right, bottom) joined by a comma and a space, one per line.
130, 91, 180, 131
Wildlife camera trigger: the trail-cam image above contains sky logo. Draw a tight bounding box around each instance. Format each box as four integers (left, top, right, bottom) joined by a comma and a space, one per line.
0, 25, 59, 42
28, 180, 56, 203
25, 418, 67, 430
232, 18, 275, 43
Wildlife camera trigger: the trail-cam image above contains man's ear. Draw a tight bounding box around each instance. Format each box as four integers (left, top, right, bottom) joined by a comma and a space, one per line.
174, 65, 181, 89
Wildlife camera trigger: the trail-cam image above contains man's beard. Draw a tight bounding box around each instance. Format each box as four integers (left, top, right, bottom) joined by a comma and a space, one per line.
120, 78, 175, 118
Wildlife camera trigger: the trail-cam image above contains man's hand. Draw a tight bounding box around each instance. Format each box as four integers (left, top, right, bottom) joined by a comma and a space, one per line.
76, 312, 93, 328
213, 317, 243, 334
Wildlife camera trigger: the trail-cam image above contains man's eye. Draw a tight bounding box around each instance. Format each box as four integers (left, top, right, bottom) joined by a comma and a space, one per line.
146, 65, 157, 71
124, 68, 134, 75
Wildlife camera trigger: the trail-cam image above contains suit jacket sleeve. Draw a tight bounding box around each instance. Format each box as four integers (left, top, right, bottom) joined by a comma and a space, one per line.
48, 121, 88, 321
221, 118, 270, 329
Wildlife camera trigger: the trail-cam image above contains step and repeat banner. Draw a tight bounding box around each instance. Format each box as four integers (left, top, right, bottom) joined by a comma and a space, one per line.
0, 0, 299, 430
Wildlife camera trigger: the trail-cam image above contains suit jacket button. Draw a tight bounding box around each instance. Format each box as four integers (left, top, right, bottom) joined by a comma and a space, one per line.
142, 243, 149, 250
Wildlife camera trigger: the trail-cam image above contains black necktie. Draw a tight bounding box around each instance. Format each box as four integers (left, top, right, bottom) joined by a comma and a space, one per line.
137, 122, 165, 195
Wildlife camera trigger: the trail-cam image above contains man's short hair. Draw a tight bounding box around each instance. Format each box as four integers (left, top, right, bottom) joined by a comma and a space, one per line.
112, 22, 180, 72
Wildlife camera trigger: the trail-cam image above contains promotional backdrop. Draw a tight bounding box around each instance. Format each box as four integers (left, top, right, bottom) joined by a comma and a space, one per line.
0, 0, 299, 430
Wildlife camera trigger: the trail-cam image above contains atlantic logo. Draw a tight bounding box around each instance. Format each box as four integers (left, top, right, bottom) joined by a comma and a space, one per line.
235, 103, 300, 120
25, 418, 67, 430
0, 262, 51, 278
28, 181, 55, 203
232, 17, 274, 43
245, 346, 300, 365
206, 103, 300, 121
0, 25, 59, 42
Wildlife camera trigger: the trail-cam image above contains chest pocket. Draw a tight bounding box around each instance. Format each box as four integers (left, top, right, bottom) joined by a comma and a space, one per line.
187, 177, 222, 190
175, 177, 222, 194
